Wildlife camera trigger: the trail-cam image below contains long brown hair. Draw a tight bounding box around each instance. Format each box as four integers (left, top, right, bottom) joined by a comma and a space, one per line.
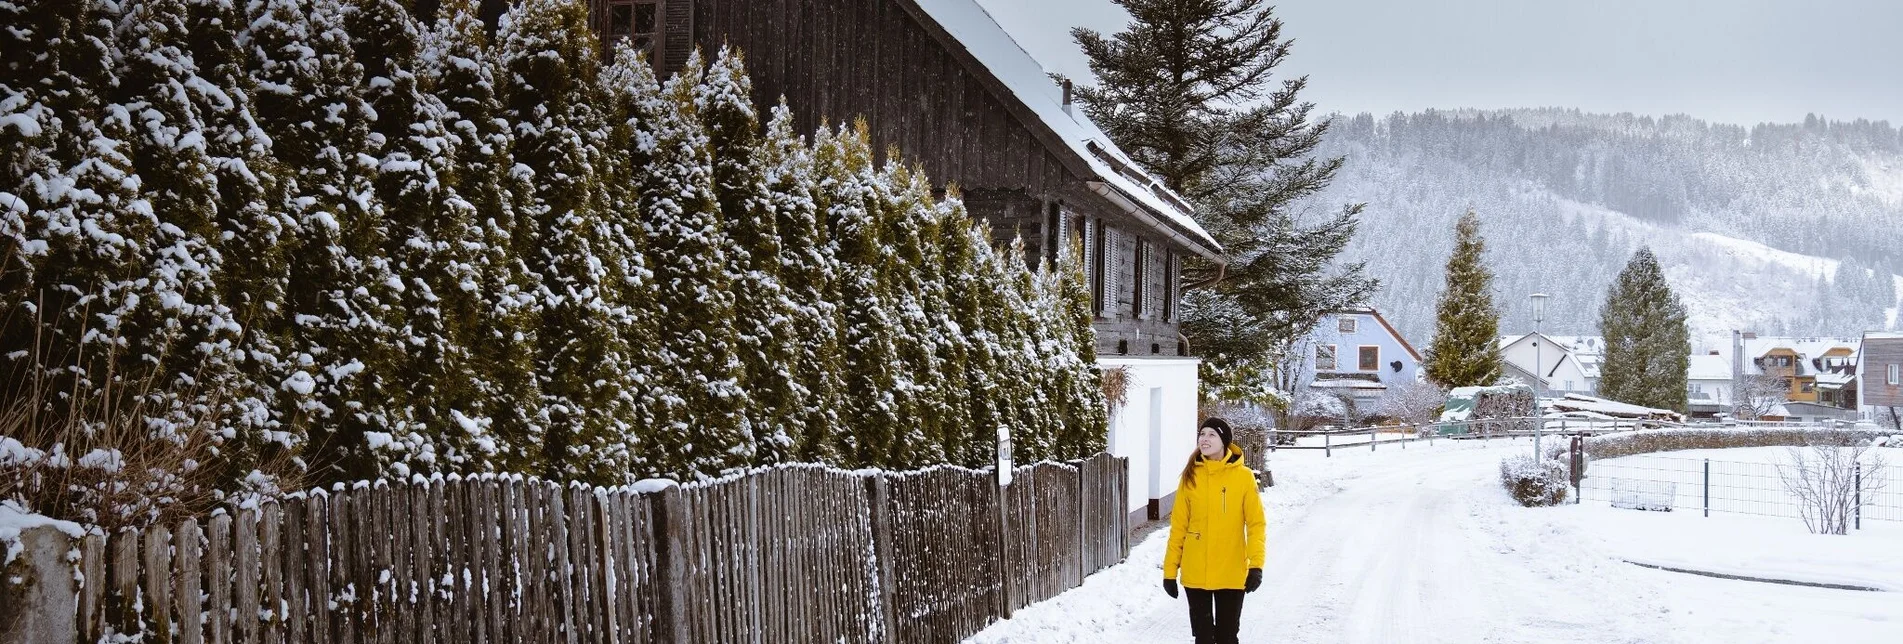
1179, 450, 1205, 489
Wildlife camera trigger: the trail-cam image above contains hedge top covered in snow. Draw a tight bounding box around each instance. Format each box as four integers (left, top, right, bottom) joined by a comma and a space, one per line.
1544, 425, 1894, 462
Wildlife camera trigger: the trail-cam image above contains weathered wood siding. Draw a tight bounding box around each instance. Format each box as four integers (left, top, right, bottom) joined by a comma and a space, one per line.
1866, 339, 1903, 407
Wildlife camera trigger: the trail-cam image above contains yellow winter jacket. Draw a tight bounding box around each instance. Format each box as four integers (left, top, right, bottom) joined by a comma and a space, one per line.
1162, 444, 1266, 590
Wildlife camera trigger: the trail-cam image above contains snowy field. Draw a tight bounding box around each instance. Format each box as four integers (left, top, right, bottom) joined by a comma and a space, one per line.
966, 439, 1903, 644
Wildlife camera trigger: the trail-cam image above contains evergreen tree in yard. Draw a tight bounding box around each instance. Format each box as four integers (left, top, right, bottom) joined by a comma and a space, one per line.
420, 0, 544, 475
694, 48, 803, 466
1072, 0, 1377, 396
1049, 243, 1109, 458
757, 103, 845, 464
623, 54, 752, 479
936, 197, 1004, 468
0, 0, 156, 425
246, 0, 407, 482
500, 0, 641, 483
345, 0, 505, 474
112, 0, 252, 460
998, 239, 1058, 462
813, 123, 906, 468
182, 0, 294, 460
1598, 247, 1690, 412
1423, 210, 1503, 388
876, 162, 948, 467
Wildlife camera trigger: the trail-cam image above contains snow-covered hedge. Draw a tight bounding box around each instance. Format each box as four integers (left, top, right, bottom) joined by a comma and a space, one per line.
1555, 427, 1890, 463
1499, 454, 1569, 507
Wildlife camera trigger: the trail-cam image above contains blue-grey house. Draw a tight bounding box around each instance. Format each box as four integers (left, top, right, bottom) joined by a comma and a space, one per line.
1297, 308, 1424, 413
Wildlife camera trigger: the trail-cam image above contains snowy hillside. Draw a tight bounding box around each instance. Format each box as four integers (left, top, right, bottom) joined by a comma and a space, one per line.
1307, 109, 1903, 349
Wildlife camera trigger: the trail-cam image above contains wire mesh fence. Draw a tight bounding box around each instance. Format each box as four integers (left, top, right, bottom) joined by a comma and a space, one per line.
1578, 452, 1903, 524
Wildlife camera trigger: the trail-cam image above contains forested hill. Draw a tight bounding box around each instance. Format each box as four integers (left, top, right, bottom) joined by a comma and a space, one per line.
1309, 108, 1903, 350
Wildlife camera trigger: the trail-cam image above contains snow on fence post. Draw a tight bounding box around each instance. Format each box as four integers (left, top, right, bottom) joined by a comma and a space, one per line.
0, 525, 79, 643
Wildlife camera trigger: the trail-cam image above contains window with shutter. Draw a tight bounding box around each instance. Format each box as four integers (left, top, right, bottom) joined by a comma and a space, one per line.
1162, 252, 1176, 322
1100, 226, 1118, 317
1131, 239, 1148, 319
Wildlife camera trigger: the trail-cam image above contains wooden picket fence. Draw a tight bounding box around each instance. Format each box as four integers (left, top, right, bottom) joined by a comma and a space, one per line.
5, 453, 1129, 644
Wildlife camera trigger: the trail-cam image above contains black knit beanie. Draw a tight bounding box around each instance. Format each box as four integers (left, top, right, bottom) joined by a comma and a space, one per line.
1200, 417, 1233, 450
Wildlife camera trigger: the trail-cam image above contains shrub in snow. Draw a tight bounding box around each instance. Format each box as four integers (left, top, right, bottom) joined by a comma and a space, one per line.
1562, 427, 1889, 462
1774, 444, 1890, 535
1499, 454, 1569, 507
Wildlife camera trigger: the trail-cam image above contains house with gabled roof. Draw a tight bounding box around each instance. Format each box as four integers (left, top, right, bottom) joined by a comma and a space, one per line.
1498, 333, 1597, 396
1298, 309, 1423, 414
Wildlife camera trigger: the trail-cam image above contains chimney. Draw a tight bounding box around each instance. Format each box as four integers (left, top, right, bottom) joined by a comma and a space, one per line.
1062, 78, 1074, 114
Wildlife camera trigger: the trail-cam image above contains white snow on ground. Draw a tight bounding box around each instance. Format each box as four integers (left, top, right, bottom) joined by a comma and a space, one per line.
967, 439, 1903, 644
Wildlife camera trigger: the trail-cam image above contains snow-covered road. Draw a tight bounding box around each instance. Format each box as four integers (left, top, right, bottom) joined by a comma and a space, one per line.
968, 440, 1903, 643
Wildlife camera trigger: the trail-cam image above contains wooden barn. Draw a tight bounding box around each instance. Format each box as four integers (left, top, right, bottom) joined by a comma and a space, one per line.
444, 0, 1224, 520
578, 0, 1225, 361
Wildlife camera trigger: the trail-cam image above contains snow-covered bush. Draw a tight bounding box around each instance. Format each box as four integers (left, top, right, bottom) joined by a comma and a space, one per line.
1376, 381, 1447, 425
1775, 445, 1890, 535
1562, 427, 1889, 462
1499, 454, 1569, 507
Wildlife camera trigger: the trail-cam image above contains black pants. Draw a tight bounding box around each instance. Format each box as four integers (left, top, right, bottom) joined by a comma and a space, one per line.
1184, 587, 1245, 644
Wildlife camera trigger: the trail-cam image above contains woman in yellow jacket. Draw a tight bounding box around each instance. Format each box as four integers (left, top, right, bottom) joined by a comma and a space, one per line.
1162, 418, 1265, 644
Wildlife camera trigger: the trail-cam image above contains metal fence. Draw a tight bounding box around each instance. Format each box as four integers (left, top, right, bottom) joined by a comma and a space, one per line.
1578, 453, 1903, 525
1258, 417, 1653, 458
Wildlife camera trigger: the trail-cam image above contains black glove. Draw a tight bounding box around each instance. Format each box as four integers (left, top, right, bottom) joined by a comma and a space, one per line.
1245, 568, 1262, 593
1163, 578, 1179, 598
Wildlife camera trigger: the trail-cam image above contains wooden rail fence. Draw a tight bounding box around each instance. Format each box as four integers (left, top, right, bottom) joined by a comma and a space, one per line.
2, 454, 1129, 644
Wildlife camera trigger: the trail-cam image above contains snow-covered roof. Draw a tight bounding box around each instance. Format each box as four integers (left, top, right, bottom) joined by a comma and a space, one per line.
1687, 355, 1732, 381
1308, 379, 1387, 390
1815, 371, 1855, 386
1547, 335, 1606, 356
1863, 332, 1903, 341
1736, 335, 1861, 376
1549, 394, 1682, 421
912, 0, 1222, 258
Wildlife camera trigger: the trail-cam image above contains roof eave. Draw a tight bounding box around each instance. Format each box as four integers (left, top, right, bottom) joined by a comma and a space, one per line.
1085, 181, 1224, 261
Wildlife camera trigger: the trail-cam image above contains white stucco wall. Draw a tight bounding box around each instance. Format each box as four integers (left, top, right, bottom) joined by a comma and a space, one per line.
1100, 356, 1200, 517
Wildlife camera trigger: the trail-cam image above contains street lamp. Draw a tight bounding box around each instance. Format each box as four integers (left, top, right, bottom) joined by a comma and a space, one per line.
1530, 293, 1549, 457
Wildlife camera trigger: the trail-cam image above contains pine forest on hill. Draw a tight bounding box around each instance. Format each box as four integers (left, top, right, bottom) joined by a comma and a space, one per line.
1311, 108, 1903, 349
0, 0, 1107, 524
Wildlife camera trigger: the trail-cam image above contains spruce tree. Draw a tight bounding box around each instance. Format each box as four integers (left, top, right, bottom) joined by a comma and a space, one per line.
694, 47, 804, 466
246, 0, 406, 482
500, 0, 641, 483
627, 53, 752, 479
813, 123, 906, 468
758, 103, 845, 464
1072, 0, 1377, 394
1423, 210, 1503, 387
420, 0, 544, 474
1598, 247, 1691, 412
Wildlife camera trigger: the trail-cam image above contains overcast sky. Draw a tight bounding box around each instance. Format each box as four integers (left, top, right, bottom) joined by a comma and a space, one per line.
975, 0, 1903, 127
